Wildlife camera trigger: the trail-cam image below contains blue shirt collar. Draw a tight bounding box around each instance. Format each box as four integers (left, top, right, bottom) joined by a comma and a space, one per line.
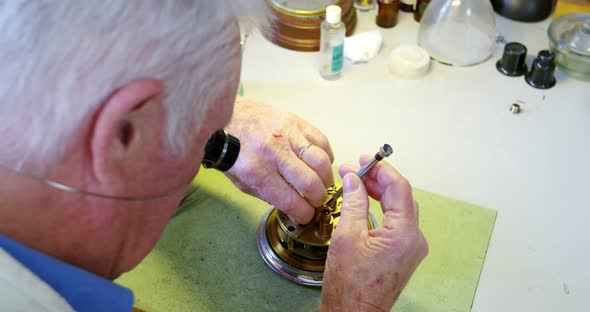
0, 234, 134, 312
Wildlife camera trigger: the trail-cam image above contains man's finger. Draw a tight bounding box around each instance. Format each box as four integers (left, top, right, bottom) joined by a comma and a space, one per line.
358, 155, 407, 185
257, 173, 316, 224
337, 173, 370, 234
278, 145, 327, 208
291, 134, 334, 188
338, 163, 359, 179
340, 163, 388, 202
352, 156, 416, 224
300, 124, 335, 163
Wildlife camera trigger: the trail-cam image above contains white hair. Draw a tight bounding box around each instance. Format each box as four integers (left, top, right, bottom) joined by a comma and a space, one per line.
0, 1, 268, 169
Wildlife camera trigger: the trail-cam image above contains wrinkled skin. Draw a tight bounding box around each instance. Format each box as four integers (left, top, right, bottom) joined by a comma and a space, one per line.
225, 97, 335, 224
320, 155, 429, 312
225, 98, 428, 311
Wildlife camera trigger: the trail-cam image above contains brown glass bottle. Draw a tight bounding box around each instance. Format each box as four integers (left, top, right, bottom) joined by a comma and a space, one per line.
376, 0, 400, 28
414, 0, 431, 22
400, 0, 415, 12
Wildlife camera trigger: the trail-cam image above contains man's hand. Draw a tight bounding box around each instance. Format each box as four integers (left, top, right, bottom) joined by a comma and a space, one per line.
321, 156, 428, 312
224, 97, 334, 224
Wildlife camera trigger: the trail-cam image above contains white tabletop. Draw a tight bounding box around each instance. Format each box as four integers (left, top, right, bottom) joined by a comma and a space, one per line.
240, 10, 589, 312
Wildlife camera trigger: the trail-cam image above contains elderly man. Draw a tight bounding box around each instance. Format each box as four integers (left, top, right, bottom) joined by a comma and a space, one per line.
0, 1, 428, 311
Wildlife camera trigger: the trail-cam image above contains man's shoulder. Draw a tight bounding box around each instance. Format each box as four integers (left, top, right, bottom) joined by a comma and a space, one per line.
0, 234, 134, 312
0, 246, 75, 312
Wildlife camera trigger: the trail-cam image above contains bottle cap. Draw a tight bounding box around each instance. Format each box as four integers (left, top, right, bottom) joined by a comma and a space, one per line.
389, 45, 431, 79
325, 5, 342, 24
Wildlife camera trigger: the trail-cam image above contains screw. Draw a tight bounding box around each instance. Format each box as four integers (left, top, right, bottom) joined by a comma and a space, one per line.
510, 103, 521, 114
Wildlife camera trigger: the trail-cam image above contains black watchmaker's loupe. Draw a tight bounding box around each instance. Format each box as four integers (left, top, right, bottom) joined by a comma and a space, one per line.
201, 130, 240, 172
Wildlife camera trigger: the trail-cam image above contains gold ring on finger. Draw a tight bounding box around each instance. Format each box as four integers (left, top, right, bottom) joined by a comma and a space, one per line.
287, 182, 305, 198
298, 142, 313, 160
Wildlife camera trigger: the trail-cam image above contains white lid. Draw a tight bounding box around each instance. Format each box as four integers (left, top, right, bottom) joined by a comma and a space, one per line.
389, 45, 431, 79
325, 5, 342, 24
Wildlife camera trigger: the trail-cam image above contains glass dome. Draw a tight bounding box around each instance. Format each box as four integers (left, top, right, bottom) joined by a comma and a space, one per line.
418, 0, 497, 66
548, 13, 590, 80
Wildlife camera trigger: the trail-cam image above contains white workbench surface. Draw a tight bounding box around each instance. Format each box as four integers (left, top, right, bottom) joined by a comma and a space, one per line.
240, 9, 589, 312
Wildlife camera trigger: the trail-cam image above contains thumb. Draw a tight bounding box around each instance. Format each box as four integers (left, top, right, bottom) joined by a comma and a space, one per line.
338, 173, 369, 234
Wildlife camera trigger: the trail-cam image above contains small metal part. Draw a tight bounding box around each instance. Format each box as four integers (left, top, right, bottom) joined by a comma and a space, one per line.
359, 143, 393, 174
510, 103, 521, 114
318, 209, 334, 240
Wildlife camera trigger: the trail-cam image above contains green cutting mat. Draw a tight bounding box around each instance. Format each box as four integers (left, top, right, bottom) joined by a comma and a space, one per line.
116, 168, 496, 312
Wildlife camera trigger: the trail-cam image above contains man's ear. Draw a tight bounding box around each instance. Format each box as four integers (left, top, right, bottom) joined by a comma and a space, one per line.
90, 79, 165, 185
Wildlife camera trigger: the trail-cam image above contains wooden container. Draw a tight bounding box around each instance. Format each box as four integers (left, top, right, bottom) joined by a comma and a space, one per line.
265, 0, 357, 52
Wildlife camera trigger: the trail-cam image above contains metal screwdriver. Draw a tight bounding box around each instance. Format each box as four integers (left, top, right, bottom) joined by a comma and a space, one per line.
326, 144, 393, 206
